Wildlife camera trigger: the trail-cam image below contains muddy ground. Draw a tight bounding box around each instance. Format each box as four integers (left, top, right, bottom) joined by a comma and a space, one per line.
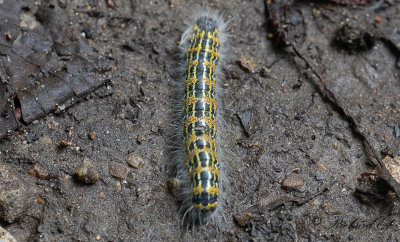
0, 0, 400, 241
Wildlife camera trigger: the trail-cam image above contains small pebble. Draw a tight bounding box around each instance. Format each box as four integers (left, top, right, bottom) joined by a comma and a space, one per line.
382, 156, 400, 184
74, 158, 99, 184
292, 168, 300, 173
282, 174, 303, 190
236, 57, 257, 73
126, 154, 144, 169
312, 8, 320, 18
57, 140, 70, 148
6, 32, 12, 41
109, 162, 127, 179
260, 67, 270, 77
233, 212, 251, 227
88, 131, 96, 140
317, 163, 326, 170
28, 164, 50, 179
107, 0, 115, 8
167, 178, 180, 197
115, 181, 122, 191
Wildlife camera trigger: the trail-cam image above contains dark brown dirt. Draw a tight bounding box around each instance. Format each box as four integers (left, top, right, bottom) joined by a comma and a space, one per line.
1, 0, 400, 241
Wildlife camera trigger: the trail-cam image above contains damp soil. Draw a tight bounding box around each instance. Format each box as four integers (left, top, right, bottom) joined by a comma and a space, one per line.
1, 0, 400, 241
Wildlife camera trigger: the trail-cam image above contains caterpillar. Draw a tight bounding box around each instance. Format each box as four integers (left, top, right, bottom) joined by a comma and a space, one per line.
172, 10, 228, 226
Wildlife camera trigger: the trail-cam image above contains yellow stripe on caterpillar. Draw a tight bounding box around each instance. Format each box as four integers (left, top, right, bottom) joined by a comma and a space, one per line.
183, 96, 217, 106
188, 166, 221, 179
184, 77, 216, 88
193, 202, 218, 210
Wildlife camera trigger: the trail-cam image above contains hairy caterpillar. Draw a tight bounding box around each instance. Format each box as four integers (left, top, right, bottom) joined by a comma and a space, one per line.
172, 10, 228, 226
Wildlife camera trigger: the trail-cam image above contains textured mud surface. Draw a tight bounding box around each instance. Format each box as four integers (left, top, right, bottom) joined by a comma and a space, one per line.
0, 0, 399, 241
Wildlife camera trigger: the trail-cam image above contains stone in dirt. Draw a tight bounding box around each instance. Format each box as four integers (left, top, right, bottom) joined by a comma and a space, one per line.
109, 162, 128, 179
282, 174, 304, 190
0, 226, 17, 242
74, 158, 100, 184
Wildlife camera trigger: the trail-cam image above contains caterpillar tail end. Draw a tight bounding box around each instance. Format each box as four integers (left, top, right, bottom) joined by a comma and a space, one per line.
180, 202, 217, 226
